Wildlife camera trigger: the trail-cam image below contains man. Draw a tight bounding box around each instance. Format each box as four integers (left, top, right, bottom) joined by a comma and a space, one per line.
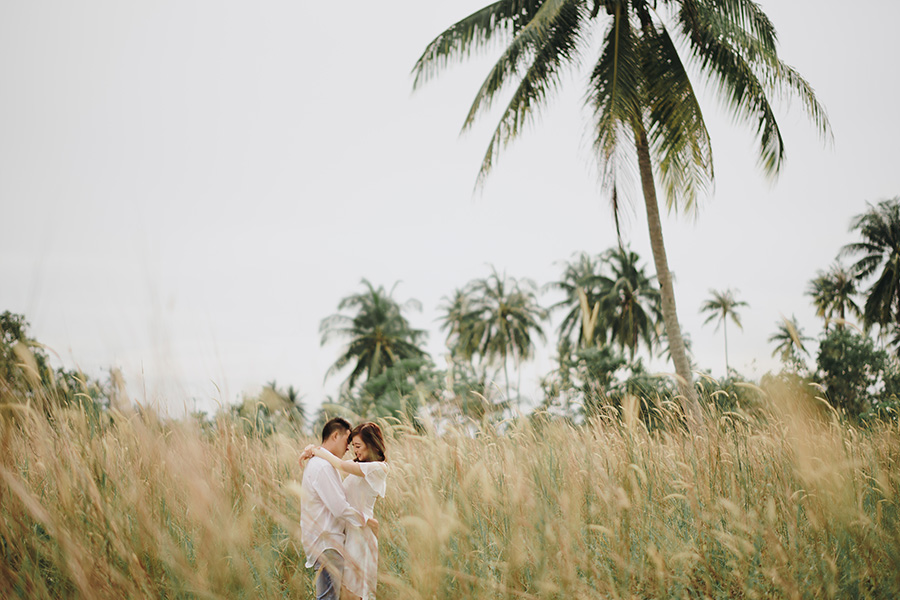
300, 417, 370, 600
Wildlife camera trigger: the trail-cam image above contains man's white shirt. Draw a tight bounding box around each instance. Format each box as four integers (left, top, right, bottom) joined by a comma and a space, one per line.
300, 453, 366, 568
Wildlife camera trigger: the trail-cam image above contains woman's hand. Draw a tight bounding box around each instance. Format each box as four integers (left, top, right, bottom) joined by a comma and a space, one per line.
299, 444, 318, 463
367, 517, 379, 537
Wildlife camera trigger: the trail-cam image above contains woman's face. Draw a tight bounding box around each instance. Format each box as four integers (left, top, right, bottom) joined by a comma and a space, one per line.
350, 437, 370, 462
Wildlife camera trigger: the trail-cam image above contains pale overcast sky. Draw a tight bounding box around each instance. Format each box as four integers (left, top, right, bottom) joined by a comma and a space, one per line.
2, 1, 899, 416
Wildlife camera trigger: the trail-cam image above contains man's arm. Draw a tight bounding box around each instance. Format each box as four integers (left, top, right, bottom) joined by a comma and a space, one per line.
313, 466, 368, 527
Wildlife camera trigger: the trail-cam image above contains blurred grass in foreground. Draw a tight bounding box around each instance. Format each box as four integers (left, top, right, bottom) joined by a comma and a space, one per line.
1, 382, 899, 599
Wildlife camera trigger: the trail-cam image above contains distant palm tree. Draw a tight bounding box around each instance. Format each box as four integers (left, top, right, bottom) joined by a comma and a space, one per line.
548, 253, 610, 350
413, 0, 830, 422
841, 198, 900, 332
438, 288, 485, 362
599, 246, 661, 360
453, 269, 548, 402
700, 289, 748, 373
807, 263, 862, 332
768, 315, 812, 364
320, 280, 428, 390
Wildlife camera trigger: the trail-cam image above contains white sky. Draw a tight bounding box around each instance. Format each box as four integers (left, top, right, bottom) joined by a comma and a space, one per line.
2, 1, 899, 416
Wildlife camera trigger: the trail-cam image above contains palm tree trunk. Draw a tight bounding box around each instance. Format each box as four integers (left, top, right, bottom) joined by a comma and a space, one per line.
634, 124, 703, 424
503, 355, 512, 408
723, 318, 730, 374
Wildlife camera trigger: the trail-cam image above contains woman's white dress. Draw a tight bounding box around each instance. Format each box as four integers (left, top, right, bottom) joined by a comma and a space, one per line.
343, 461, 387, 600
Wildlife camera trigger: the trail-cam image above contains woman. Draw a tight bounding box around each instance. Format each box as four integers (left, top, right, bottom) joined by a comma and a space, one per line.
301, 422, 388, 600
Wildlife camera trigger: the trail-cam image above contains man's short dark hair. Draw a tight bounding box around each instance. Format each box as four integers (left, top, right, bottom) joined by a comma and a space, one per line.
321, 417, 352, 442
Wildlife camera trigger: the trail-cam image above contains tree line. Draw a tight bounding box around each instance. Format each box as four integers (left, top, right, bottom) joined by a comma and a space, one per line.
2, 198, 899, 434
315, 198, 900, 427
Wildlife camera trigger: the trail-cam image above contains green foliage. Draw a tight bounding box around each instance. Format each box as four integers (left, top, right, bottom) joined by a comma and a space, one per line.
430, 360, 508, 425
540, 343, 627, 419
542, 343, 676, 428
866, 357, 900, 422
341, 357, 439, 424
226, 382, 306, 439
333, 357, 512, 428
1, 311, 54, 402
598, 359, 680, 429
695, 371, 765, 418
1, 311, 109, 427
816, 327, 887, 420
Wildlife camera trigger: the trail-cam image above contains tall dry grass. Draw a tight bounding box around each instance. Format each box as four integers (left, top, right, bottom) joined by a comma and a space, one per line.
1, 387, 899, 599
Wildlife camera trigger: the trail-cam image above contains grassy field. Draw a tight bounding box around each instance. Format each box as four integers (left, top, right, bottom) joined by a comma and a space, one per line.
1, 388, 899, 599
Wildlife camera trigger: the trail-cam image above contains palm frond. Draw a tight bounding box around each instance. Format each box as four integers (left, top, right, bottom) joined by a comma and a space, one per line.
676, 0, 785, 177
697, 5, 831, 144
708, 0, 778, 53
472, 0, 587, 186
642, 23, 713, 214
412, 0, 543, 89
588, 6, 643, 208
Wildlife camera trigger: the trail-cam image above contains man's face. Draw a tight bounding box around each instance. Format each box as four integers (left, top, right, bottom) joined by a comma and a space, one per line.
336, 430, 351, 457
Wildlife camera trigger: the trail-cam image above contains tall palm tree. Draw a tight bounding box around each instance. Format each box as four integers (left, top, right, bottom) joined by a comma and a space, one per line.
768, 315, 812, 364
599, 246, 662, 359
320, 280, 429, 390
699, 289, 748, 373
451, 269, 548, 401
841, 198, 900, 333
807, 263, 862, 332
548, 253, 610, 349
413, 0, 830, 421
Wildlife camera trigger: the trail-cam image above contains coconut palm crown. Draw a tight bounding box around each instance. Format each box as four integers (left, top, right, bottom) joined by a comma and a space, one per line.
768, 315, 812, 366
413, 0, 830, 421
807, 262, 862, 332
600, 246, 662, 359
320, 280, 429, 391
549, 252, 611, 350
841, 198, 900, 332
441, 269, 548, 401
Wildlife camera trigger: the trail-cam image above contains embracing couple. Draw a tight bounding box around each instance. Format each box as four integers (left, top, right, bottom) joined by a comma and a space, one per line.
299, 418, 388, 600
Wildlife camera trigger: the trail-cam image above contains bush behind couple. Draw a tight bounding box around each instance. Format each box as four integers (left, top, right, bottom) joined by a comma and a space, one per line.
300, 418, 388, 600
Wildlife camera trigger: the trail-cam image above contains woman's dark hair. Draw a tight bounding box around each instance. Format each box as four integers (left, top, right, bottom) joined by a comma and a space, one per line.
321, 417, 351, 443
349, 422, 386, 462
